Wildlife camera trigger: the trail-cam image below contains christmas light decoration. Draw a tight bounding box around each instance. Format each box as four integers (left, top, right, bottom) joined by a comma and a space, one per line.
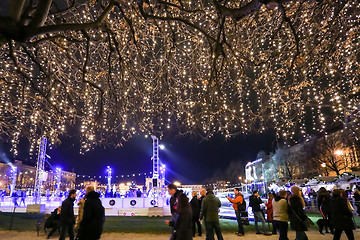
0, 0, 359, 153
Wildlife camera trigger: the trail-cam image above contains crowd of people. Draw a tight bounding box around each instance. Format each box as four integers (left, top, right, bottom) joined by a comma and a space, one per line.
45, 186, 105, 240
35, 183, 360, 240
0, 187, 150, 209
165, 184, 359, 240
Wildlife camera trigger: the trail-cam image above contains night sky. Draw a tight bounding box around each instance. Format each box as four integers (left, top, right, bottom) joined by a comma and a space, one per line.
1, 131, 277, 185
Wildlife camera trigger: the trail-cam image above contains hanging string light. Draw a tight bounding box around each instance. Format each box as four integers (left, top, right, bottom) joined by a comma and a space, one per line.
0, 0, 359, 153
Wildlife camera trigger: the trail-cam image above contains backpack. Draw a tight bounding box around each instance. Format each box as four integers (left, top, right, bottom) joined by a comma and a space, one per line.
238, 198, 246, 212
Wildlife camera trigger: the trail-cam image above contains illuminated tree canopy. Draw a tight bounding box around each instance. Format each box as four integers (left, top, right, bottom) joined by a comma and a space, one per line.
0, 0, 359, 154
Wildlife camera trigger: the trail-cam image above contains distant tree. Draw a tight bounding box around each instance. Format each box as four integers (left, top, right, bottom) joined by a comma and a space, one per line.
224, 160, 244, 184
256, 150, 269, 161
299, 140, 322, 178
272, 142, 315, 181
203, 168, 223, 184
273, 147, 297, 181
204, 159, 244, 184
310, 134, 348, 176
263, 152, 278, 183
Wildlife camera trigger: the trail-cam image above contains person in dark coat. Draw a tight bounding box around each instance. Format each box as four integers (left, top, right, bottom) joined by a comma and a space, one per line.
166, 183, 181, 228
59, 189, 77, 240
331, 189, 355, 240
77, 190, 105, 240
249, 190, 270, 235
45, 207, 61, 239
190, 191, 202, 237
289, 186, 308, 240
317, 187, 333, 234
171, 193, 193, 240
354, 189, 360, 215
200, 188, 224, 240
168, 183, 181, 217
198, 188, 206, 209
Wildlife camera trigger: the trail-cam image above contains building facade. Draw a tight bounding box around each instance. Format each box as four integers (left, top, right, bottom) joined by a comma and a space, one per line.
0, 160, 76, 194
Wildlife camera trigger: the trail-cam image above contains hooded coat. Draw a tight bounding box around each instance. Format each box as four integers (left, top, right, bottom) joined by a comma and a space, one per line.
77, 191, 105, 240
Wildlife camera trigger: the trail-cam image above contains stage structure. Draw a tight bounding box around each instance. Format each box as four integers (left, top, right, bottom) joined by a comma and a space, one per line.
151, 135, 160, 195
144, 136, 166, 197
34, 137, 48, 204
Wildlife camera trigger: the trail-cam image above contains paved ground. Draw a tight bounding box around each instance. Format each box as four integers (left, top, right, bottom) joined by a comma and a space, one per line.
1, 229, 360, 239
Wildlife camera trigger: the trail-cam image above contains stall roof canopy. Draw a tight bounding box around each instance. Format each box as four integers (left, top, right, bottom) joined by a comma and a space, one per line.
333, 172, 360, 182
306, 176, 336, 185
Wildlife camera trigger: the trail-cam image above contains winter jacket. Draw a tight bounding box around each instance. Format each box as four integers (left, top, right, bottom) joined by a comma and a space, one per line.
170, 190, 181, 216
75, 198, 85, 229
289, 196, 307, 231
200, 191, 221, 222
354, 192, 360, 204
272, 197, 289, 222
77, 191, 105, 240
227, 193, 243, 211
265, 197, 274, 221
171, 208, 193, 240
45, 208, 61, 228
199, 195, 204, 208
317, 191, 331, 214
249, 195, 262, 212
331, 195, 354, 230
60, 196, 75, 225
190, 196, 200, 219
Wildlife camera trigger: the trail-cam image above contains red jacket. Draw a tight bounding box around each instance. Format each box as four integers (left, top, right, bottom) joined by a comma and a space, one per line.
265, 198, 274, 221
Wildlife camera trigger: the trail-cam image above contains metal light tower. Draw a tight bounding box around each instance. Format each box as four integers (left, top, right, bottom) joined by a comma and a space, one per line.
34, 137, 47, 204
55, 168, 62, 197
107, 166, 112, 193
151, 135, 159, 194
